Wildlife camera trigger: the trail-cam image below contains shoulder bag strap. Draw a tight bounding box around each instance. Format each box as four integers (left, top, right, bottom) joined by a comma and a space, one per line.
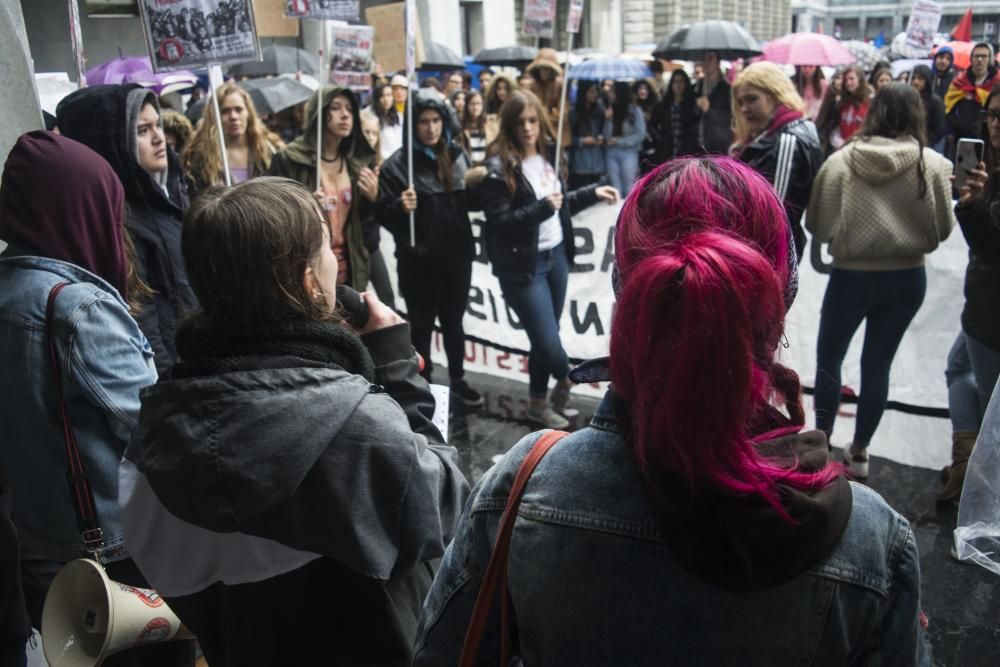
459, 429, 569, 667
45, 282, 105, 555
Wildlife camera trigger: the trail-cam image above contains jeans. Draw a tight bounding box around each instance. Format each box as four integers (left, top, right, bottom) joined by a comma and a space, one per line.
815, 267, 926, 448
946, 330, 1000, 431
398, 260, 472, 382
605, 146, 639, 198
499, 243, 570, 397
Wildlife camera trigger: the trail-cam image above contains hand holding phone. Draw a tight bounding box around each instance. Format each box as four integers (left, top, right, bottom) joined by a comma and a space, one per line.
955, 138, 985, 192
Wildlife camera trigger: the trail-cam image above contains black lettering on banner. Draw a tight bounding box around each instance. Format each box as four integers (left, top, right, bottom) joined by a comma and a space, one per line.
570, 226, 595, 273
570, 300, 604, 336
488, 289, 500, 323
467, 286, 487, 321
471, 219, 488, 264
601, 225, 616, 273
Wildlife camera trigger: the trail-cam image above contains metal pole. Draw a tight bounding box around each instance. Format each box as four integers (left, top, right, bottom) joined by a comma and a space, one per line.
67, 0, 86, 87
316, 20, 327, 192
407, 80, 415, 247
554, 31, 574, 177
208, 64, 231, 186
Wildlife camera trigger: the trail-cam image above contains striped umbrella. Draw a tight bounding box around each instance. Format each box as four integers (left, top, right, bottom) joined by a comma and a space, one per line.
565, 58, 653, 81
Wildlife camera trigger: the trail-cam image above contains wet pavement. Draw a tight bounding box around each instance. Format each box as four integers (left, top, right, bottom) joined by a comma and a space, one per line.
445, 370, 1000, 667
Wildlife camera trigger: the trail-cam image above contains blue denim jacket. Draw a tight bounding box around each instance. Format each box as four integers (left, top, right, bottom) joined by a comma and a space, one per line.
0, 252, 155, 563
414, 391, 929, 666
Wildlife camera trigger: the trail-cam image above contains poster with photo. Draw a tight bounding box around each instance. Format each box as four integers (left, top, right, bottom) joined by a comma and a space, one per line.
329, 25, 374, 92
284, 0, 360, 22
566, 0, 585, 34
139, 0, 260, 72
522, 0, 556, 39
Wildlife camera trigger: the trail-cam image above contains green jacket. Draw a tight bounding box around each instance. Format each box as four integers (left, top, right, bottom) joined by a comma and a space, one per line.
268, 86, 375, 291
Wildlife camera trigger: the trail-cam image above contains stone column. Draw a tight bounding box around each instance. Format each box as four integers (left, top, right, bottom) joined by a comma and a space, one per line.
588, 0, 622, 54
0, 0, 42, 166
623, 0, 654, 48
481, 0, 516, 49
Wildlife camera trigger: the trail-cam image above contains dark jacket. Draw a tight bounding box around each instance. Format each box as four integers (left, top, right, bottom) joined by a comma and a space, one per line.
0, 465, 30, 664
119, 319, 469, 667
56, 84, 197, 373
932, 48, 956, 100
268, 86, 375, 290
650, 93, 699, 161
475, 152, 600, 282
956, 194, 1000, 351
693, 76, 733, 154
913, 65, 947, 146
945, 65, 1000, 142
377, 91, 474, 268
737, 111, 823, 259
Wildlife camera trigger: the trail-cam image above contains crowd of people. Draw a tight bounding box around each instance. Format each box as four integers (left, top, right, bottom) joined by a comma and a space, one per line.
3, 39, 1000, 665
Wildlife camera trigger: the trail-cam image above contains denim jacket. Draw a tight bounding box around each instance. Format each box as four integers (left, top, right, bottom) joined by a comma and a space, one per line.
0, 252, 156, 563
603, 105, 647, 151
414, 391, 929, 666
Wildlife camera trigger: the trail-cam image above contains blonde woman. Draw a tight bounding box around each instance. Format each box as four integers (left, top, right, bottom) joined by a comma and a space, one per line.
182, 81, 278, 193
731, 61, 823, 258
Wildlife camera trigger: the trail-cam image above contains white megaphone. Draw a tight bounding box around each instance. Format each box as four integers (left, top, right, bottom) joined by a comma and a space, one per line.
41, 558, 193, 667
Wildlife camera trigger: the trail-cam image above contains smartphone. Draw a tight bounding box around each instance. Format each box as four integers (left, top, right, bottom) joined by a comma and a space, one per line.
955, 138, 985, 191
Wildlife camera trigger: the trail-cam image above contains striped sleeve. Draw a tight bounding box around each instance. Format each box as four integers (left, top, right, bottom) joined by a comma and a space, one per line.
773, 131, 798, 201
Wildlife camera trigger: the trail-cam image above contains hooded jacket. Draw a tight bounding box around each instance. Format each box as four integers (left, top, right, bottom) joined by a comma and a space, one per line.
932, 46, 957, 99
119, 318, 469, 666
912, 64, 947, 147
807, 135, 955, 271
414, 387, 928, 666
945, 61, 1000, 140
735, 108, 823, 259
56, 84, 197, 374
376, 90, 474, 267
268, 86, 375, 291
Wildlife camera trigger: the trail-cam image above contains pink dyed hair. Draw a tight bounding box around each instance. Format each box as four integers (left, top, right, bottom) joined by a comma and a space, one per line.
611, 156, 840, 516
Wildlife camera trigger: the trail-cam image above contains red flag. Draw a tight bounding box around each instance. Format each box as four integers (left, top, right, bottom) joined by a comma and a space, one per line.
952, 8, 974, 43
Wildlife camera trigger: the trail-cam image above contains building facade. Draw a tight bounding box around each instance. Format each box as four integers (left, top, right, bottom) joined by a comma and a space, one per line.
792, 0, 1000, 43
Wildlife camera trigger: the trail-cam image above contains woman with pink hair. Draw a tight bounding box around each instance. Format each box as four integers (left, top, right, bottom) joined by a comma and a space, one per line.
413, 156, 928, 666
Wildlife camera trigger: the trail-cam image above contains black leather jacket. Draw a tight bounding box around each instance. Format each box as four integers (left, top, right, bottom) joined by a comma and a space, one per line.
738, 116, 823, 259
956, 196, 1000, 351
475, 154, 599, 282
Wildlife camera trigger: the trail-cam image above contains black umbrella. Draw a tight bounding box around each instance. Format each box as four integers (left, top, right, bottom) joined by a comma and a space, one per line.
420, 42, 465, 70
228, 44, 320, 78
237, 77, 314, 115
653, 20, 762, 61
473, 45, 538, 67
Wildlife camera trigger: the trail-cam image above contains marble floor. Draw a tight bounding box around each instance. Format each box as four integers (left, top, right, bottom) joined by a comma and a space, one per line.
445, 370, 1000, 667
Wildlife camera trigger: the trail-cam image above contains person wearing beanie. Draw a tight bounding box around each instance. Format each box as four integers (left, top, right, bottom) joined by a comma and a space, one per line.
945, 42, 1000, 145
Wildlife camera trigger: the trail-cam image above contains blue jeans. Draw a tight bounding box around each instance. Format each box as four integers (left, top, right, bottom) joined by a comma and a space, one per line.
946, 330, 1000, 431
814, 267, 926, 448
605, 146, 639, 198
499, 243, 570, 397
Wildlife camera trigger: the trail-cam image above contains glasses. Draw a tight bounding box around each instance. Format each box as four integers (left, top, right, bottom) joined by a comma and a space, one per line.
981, 110, 1000, 122
973, 53, 992, 60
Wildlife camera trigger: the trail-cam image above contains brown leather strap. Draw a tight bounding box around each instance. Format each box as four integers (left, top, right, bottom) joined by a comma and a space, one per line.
459, 429, 569, 667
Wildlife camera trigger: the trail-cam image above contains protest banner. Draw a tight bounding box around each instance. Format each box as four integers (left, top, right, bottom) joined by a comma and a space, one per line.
379, 204, 965, 472
566, 0, 584, 34
329, 25, 374, 92
138, 0, 261, 72
522, 0, 557, 39
251, 0, 299, 37
284, 0, 359, 22
905, 0, 942, 51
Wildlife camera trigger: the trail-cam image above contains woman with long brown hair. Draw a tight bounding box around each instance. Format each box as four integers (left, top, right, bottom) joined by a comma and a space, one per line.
182, 82, 278, 193
828, 64, 870, 151
474, 91, 619, 427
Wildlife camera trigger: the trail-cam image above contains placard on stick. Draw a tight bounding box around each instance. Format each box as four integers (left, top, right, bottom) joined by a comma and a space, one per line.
366, 2, 424, 73
138, 0, 261, 73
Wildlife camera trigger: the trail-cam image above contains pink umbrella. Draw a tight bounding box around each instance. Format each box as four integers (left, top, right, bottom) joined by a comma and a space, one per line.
85, 56, 197, 94
762, 32, 854, 66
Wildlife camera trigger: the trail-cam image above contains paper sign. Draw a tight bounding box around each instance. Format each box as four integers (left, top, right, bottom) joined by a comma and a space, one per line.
906, 0, 942, 51
566, 0, 584, 34
284, 0, 359, 21
522, 0, 557, 39
139, 0, 261, 72
329, 25, 374, 92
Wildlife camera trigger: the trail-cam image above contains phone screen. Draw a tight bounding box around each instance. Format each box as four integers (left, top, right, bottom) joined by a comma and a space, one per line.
955, 139, 985, 191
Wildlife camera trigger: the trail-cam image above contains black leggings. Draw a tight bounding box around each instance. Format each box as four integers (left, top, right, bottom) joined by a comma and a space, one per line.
367, 248, 396, 310
398, 261, 472, 382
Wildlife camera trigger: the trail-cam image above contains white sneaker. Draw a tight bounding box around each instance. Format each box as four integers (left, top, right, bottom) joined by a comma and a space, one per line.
843, 445, 869, 480
526, 405, 570, 429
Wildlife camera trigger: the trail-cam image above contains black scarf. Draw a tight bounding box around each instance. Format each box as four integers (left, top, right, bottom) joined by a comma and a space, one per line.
171, 319, 376, 382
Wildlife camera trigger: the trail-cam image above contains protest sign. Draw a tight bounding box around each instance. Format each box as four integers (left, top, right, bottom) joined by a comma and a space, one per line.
906, 0, 942, 51
367, 2, 424, 73
139, 0, 260, 72
566, 0, 585, 34
522, 0, 557, 39
284, 0, 359, 21
329, 25, 374, 91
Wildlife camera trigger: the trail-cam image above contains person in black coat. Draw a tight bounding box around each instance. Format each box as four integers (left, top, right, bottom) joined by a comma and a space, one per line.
469, 90, 619, 428
377, 90, 482, 407
693, 51, 733, 154
731, 62, 824, 259
650, 68, 699, 165
911, 64, 947, 153
57, 84, 197, 374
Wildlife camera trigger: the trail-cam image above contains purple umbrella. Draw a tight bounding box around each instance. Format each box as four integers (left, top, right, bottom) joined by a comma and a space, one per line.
85, 56, 197, 94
